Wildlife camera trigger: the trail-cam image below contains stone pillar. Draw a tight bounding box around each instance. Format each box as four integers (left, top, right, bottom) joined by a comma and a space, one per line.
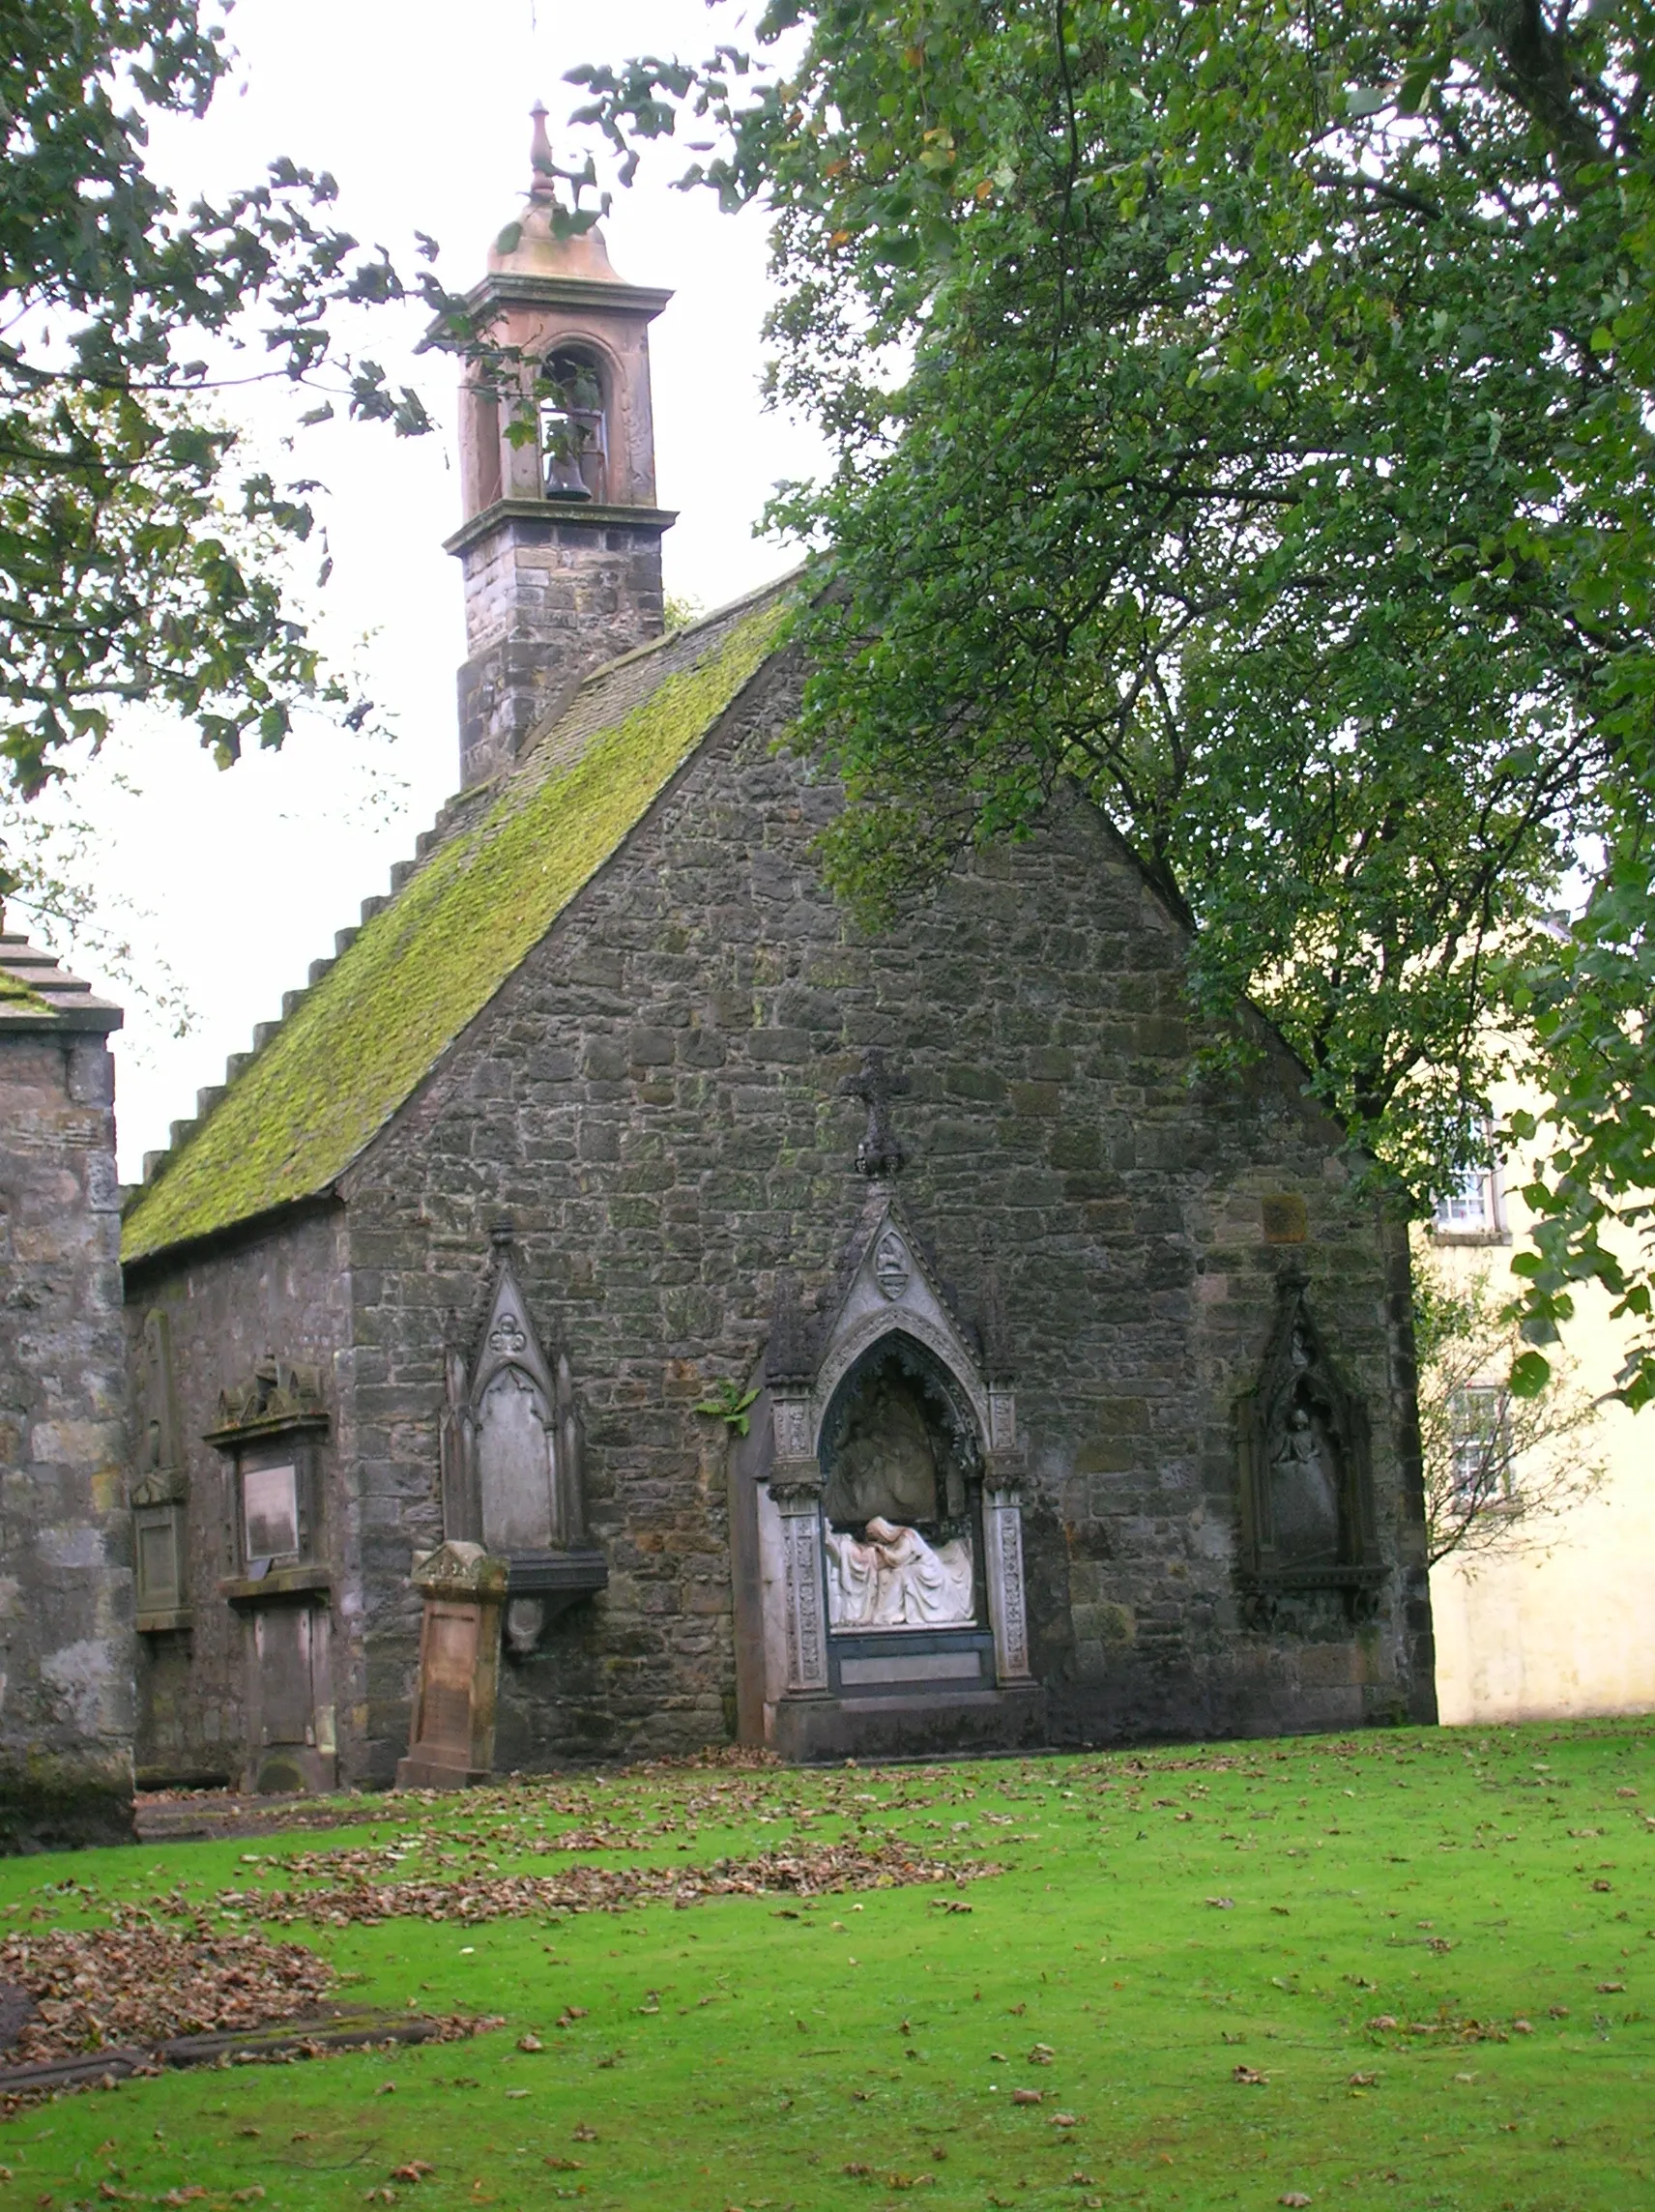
983, 1387, 1032, 1685
769, 1388, 828, 1697
0, 921, 133, 1848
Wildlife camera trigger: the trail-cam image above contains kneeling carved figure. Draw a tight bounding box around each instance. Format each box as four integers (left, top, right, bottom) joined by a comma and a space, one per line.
824, 1515, 974, 1629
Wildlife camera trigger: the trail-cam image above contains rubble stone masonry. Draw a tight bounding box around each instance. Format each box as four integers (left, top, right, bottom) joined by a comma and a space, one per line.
0, 929, 133, 1848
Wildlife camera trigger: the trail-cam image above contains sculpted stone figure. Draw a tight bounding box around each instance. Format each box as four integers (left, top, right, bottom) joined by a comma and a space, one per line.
1269, 1401, 1340, 1566
823, 1514, 974, 1629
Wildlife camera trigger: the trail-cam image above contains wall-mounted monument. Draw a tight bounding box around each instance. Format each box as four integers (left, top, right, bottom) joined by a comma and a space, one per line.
207, 1356, 336, 1795
1234, 1266, 1384, 1633
401, 1229, 606, 1787
727, 1058, 1042, 1760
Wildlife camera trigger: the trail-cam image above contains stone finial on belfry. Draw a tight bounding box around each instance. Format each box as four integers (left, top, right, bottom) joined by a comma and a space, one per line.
528, 101, 555, 202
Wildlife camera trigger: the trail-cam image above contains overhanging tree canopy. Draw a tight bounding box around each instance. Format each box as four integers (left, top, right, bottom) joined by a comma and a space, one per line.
569, 0, 1655, 1402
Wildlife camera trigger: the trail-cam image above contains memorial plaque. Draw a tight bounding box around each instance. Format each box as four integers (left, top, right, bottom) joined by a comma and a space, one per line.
244, 1463, 300, 1562
477, 1367, 555, 1554
134, 1508, 183, 1612
414, 1601, 482, 1759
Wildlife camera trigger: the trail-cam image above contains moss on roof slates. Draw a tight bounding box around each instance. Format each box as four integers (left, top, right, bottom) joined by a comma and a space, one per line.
0, 967, 47, 1009
122, 591, 791, 1265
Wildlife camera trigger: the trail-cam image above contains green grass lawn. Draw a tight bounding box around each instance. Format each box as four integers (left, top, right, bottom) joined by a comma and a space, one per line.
0, 1717, 1650, 2212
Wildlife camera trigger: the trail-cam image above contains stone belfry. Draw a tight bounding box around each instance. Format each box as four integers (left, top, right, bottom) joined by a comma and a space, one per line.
447, 105, 675, 788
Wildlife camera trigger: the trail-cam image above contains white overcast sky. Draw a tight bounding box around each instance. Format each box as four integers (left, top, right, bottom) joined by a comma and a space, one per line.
28, 0, 823, 1178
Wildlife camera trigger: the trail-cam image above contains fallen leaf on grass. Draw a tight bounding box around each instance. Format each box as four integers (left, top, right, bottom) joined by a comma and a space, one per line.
1205, 1897, 1235, 1909
218, 1837, 997, 1933
0, 1925, 333, 2066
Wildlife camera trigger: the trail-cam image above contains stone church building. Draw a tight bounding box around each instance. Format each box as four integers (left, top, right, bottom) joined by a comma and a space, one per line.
104, 132, 1437, 1794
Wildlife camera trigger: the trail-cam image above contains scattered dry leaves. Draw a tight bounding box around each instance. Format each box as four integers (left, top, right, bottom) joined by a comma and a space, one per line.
0, 1925, 332, 2065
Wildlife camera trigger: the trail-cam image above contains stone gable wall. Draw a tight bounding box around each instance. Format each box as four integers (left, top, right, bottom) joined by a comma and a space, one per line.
0, 1029, 133, 1844
339, 652, 1433, 1779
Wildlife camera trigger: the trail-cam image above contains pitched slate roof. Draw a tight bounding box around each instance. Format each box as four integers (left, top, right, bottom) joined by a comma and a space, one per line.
0, 922, 122, 1033
122, 580, 794, 1266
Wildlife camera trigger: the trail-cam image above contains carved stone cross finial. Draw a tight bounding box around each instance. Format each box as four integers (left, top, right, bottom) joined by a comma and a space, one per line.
838, 1048, 910, 1178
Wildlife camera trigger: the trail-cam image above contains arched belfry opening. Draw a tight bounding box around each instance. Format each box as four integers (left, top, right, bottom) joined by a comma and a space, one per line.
538, 348, 608, 503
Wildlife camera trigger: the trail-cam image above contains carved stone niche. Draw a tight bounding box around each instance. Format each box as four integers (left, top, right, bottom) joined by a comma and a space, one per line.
436, 1244, 605, 1660
132, 1309, 189, 1633
207, 1354, 336, 1794
1235, 1272, 1383, 1632
748, 1200, 1043, 1761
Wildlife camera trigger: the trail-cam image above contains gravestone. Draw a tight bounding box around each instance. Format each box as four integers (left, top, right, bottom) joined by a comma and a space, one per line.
396, 1543, 508, 1789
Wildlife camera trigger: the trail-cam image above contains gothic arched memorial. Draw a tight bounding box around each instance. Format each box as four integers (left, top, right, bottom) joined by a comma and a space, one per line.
737, 1174, 1042, 1761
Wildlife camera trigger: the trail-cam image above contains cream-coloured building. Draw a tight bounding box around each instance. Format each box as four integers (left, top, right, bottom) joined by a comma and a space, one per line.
1422, 1137, 1655, 1724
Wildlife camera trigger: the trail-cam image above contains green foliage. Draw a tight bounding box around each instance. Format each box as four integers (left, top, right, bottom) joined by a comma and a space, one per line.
692, 1376, 761, 1434
3, 1726, 1654, 2206
121, 589, 791, 1263
0, 0, 491, 886
569, 0, 1655, 1399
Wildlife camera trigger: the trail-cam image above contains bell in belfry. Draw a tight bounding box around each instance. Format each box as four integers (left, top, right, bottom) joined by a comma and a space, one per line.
539, 352, 603, 501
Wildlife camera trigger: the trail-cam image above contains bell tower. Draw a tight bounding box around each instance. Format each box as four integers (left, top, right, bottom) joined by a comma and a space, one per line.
446, 106, 676, 789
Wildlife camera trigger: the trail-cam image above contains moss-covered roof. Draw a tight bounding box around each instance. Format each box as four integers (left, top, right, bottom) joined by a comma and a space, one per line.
0, 928, 122, 1030
123, 583, 793, 1266
0, 965, 44, 1008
